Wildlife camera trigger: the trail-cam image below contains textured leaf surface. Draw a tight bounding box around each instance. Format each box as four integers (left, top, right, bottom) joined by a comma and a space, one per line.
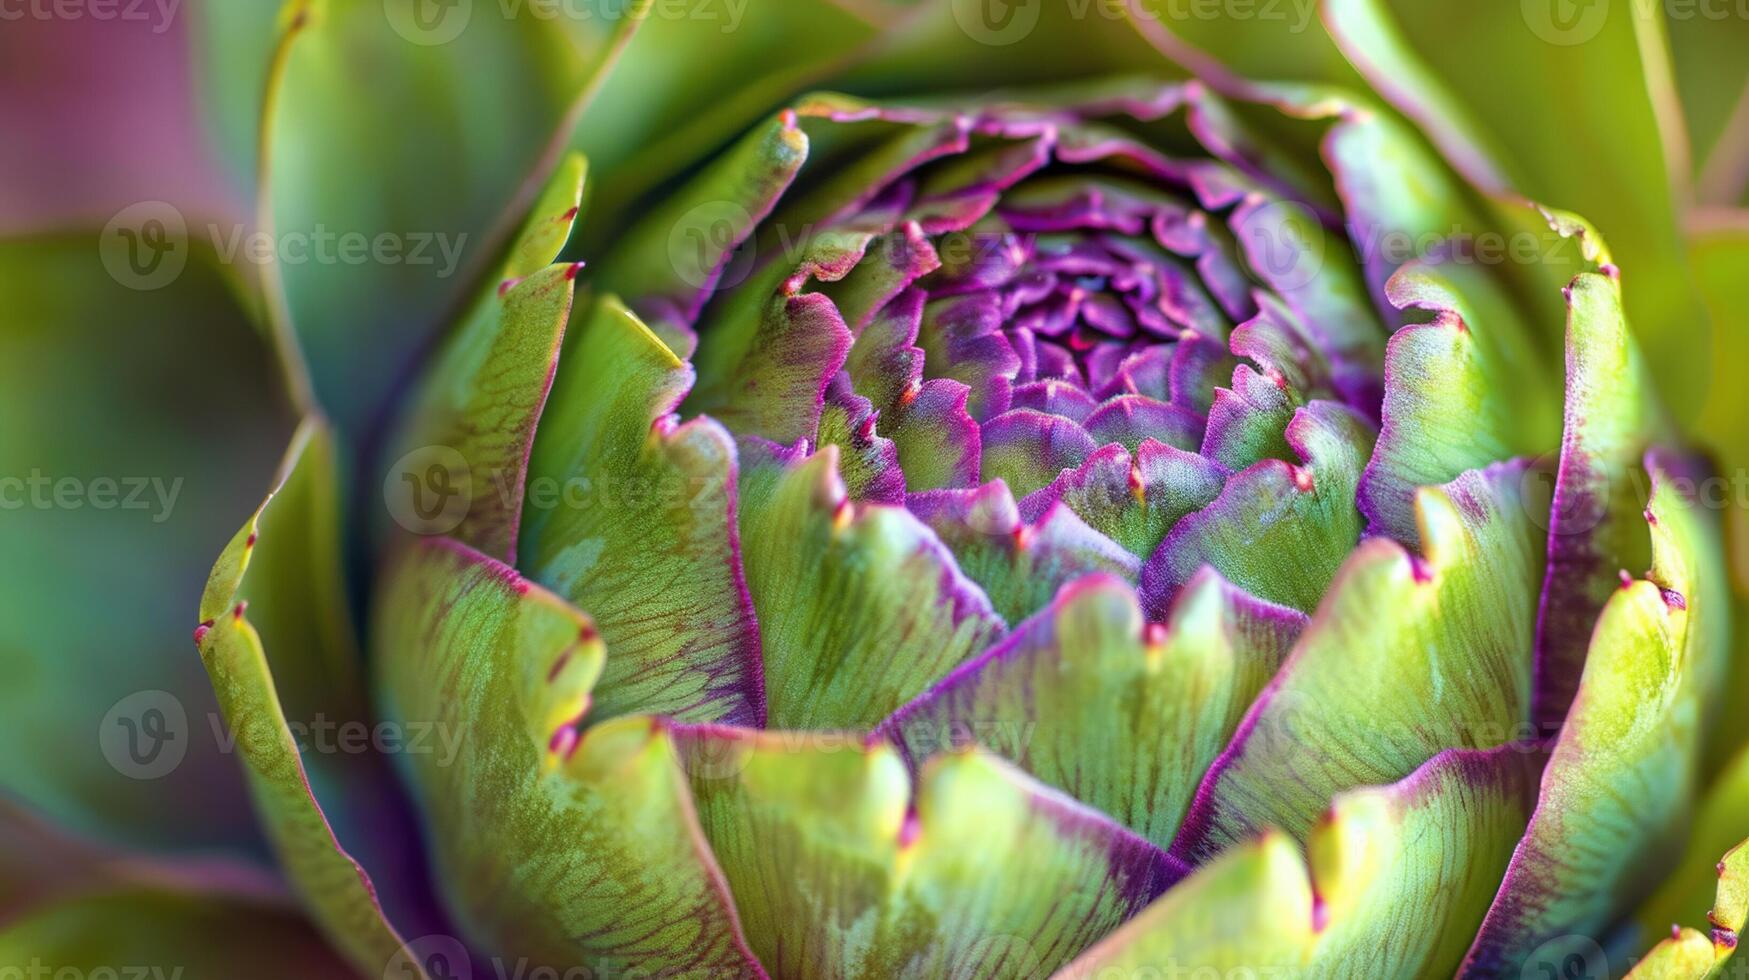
1062, 745, 1541, 978
197, 419, 419, 976
881, 571, 1301, 849
386, 154, 585, 561
1141, 400, 1373, 616
1170, 461, 1544, 863
1465, 455, 1732, 974
1358, 256, 1562, 545
1023, 441, 1228, 560
908, 483, 1137, 623
595, 110, 808, 339
522, 295, 763, 725
1534, 271, 1667, 725
1058, 831, 1312, 980
673, 731, 1172, 979
738, 446, 1004, 729
373, 537, 761, 975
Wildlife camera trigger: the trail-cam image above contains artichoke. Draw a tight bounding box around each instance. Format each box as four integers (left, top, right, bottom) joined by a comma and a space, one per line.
7, 1, 1749, 979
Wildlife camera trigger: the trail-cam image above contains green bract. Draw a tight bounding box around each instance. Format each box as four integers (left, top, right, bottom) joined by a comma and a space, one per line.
6, 0, 1749, 978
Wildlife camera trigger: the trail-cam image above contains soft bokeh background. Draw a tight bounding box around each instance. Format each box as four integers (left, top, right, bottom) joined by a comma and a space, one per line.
1, 0, 1745, 974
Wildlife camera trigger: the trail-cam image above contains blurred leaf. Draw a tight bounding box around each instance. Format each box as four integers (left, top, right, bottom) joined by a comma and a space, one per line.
257, 0, 593, 431
1626, 835, 1749, 979
1686, 215, 1749, 776
0, 237, 292, 855
1324, 0, 1709, 426
1637, 743, 1749, 960
1665, 12, 1749, 203
0, 887, 353, 980
0, 10, 240, 233
196, 419, 426, 977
